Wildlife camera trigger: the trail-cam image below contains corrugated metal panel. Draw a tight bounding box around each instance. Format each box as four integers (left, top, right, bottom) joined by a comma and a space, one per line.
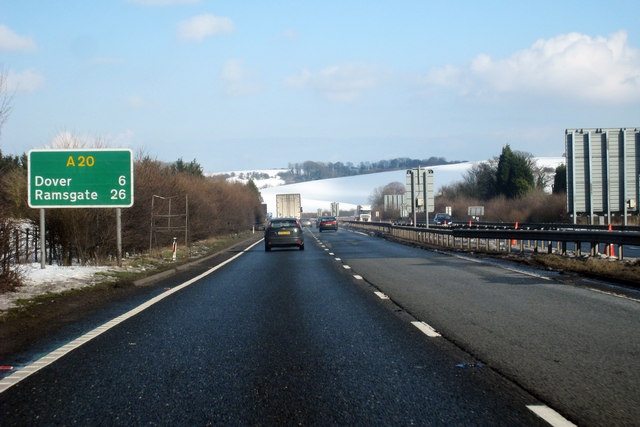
590, 130, 606, 212
566, 127, 640, 216
404, 168, 434, 214
566, 131, 573, 213
608, 129, 622, 212
625, 128, 640, 205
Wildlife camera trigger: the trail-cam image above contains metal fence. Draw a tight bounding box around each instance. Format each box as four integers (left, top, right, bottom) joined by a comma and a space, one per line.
346, 221, 640, 261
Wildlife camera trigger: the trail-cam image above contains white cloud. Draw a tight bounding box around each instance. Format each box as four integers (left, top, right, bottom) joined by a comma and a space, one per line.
177, 13, 234, 42
422, 30, 640, 103
0, 24, 36, 51
6, 68, 45, 92
284, 63, 383, 102
221, 59, 260, 96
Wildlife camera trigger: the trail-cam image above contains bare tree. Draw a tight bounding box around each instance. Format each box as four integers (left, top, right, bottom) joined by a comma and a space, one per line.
0, 68, 14, 139
47, 131, 109, 149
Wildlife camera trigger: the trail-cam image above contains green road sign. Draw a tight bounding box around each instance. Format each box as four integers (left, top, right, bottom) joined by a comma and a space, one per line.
28, 149, 134, 208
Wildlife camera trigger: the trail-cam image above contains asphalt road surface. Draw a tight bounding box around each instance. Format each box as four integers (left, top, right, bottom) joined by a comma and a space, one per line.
1, 226, 638, 425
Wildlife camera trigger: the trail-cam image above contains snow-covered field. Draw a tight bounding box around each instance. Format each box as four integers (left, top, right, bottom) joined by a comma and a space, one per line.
258, 157, 564, 214
2, 157, 564, 314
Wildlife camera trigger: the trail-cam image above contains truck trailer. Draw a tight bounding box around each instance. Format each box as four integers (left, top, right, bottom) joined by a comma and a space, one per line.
276, 193, 302, 219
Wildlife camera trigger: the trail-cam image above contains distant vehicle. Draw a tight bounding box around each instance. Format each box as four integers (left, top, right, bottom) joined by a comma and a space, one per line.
356, 204, 372, 222
276, 193, 302, 219
318, 216, 338, 232
264, 218, 304, 251
433, 213, 453, 225
300, 218, 312, 227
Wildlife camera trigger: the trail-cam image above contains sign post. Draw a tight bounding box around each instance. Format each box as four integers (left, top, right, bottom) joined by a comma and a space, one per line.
28, 149, 134, 267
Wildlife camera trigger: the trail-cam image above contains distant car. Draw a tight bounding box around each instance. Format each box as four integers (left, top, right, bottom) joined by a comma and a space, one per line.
433, 213, 453, 225
301, 218, 312, 227
264, 218, 304, 251
318, 216, 338, 232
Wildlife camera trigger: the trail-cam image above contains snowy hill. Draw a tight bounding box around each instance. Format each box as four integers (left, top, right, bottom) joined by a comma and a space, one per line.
212, 158, 565, 215
205, 169, 288, 189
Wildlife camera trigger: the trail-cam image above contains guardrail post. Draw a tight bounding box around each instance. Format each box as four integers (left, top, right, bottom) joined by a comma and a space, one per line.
618, 245, 623, 261
575, 242, 581, 257
548, 241, 553, 254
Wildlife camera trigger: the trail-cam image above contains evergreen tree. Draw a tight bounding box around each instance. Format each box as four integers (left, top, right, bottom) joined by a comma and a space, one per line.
495, 145, 534, 198
246, 179, 261, 200
553, 164, 567, 194
171, 157, 203, 177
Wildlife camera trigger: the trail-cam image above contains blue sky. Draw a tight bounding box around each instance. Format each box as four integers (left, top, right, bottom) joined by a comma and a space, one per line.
1, 0, 639, 172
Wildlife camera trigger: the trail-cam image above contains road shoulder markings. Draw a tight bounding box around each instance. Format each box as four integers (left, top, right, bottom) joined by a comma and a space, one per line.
0, 239, 263, 395
411, 321, 441, 337
526, 405, 576, 427
374, 291, 389, 299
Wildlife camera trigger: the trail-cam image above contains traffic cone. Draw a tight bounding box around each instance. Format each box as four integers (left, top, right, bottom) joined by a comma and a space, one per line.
606, 224, 614, 256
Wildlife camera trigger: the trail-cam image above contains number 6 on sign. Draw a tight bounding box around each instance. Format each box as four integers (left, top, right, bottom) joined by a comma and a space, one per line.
118, 175, 126, 186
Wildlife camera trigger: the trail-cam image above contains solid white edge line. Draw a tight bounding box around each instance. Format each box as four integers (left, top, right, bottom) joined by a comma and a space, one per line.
452, 253, 552, 281
411, 321, 441, 337
0, 239, 263, 395
526, 405, 576, 427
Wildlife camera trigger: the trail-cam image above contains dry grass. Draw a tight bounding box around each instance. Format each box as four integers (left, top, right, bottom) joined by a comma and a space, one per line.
524, 253, 640, 285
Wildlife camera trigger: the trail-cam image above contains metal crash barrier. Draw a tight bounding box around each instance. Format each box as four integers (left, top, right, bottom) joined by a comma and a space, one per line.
345, 221, 640, 261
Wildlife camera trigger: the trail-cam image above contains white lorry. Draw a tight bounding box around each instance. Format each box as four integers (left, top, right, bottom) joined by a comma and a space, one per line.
276, 193, 302, 219
356, 204, 372, 222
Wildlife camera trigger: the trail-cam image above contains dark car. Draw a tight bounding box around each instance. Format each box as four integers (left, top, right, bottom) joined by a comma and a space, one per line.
318, 216, 338, 232
433, 213, 453, 225
264, 218, 304, 251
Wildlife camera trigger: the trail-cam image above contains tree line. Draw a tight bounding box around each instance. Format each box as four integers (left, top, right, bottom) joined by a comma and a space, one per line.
283, 156, 462, 183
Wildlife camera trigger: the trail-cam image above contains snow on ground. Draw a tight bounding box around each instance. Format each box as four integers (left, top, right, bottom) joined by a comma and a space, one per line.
0, 263, 121, 313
